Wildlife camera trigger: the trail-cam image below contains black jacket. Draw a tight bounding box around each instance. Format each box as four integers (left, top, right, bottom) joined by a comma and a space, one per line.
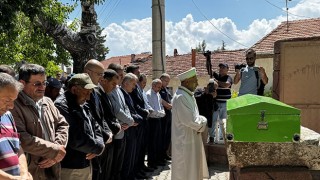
194, 88, 218, 128
130, 85, 149, 120
96, 87, 121, 135
55, 91, 105, 169
159, 87, 172, 115
87, 89, 112, 142
121, 88, 143, 123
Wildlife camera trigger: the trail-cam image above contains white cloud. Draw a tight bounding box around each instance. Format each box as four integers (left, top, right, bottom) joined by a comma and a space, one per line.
103, 0, 320, 58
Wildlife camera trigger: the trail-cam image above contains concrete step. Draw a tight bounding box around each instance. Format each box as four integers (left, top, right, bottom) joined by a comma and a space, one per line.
205, 143, 229, 167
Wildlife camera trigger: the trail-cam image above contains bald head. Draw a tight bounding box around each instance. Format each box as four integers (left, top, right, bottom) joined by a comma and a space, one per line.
84, 59, 104, 71
84, 59, 105, 85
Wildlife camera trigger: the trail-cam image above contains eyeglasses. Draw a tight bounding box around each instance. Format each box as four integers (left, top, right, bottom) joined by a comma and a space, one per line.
246, 57, 255, 61
27, 81, 49, 87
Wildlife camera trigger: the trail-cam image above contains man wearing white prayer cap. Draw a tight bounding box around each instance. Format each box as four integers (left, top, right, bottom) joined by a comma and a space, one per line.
171, 67, 209, 180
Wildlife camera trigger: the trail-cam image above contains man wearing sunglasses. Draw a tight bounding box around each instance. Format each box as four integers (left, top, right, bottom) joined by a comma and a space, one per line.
234, 49, 268, 96
11, 64, 69, 180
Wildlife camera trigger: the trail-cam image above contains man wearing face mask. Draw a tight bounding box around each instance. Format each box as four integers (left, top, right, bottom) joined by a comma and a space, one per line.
54, 73, 105, 180
234, 49, 268, 96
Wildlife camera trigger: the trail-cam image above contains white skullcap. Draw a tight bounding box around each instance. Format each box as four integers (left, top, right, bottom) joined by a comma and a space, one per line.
177, 67, 197, 81
208, 78, 215, 83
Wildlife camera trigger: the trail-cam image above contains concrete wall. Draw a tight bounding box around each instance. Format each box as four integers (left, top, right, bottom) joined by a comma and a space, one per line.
273, 37, 320, 133
256, 57, 274, 93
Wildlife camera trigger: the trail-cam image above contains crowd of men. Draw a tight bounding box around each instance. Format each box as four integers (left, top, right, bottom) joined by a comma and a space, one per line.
0, 48, 268, 180
0, 61, 172, 180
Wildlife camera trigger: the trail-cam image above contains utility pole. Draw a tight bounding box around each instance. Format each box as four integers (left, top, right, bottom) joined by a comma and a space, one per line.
286, 0, 292, 32
152, 0, 166, 79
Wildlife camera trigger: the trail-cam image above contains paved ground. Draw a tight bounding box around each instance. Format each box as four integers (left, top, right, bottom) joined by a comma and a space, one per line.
141, 161, 230, 180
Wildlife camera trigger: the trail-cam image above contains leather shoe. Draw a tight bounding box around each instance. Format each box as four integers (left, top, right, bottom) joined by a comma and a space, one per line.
157, 161, 167, 166
142, 166, 154, 172
148, 164, 158, 169
135, 172, 150, 179
164, 155, 171, 160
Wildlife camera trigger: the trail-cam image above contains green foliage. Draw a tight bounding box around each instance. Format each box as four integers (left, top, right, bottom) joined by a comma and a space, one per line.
195, 40, 207, 53
45, 61, 63, 77
216, 40, 227, 51
96, 24, 109, 61
201, 40, 207, 52
196, 40, 207, 52
0, 0, 109, 69
0, 12, 71, 68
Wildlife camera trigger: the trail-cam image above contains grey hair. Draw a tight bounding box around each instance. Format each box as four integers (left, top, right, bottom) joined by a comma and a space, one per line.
160, 73, 170, 79
0, 73, 24, 91
122, 73, 137, 84
152, 78, 162, 86
139, 73, 147, 82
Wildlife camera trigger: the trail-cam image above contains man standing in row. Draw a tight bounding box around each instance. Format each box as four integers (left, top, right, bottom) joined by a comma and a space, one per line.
108, 63, 135, 180
120, 73, 143, 180
0, 73, 32, 179
171, 68, 209, 180
146, 79, 166, 168
11, 64, 69, 180
96, 69, 121, 179
54, 73, 105, 180
84, 60, 113, 180
126, 65, 151, 179
159, 73, 172, 160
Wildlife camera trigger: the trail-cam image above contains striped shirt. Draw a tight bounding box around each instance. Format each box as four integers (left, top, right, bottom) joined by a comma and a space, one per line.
216, 74, 233, 102
0, 111, 20, 176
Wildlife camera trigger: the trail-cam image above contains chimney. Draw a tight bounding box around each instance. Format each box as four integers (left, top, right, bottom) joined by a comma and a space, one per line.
192, 49, 196, 67
131, 54, 136, 63
174, 49, 178, 57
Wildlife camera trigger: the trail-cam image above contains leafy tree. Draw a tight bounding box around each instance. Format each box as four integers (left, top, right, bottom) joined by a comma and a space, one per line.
201, 40, 207, 52
0, 0, 109, 73
216, 40, 226, 51
96, 24, 109, 61
195, 40, 207, 53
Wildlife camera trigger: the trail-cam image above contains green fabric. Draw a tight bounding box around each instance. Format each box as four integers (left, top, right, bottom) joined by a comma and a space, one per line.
226, 94, 301, 142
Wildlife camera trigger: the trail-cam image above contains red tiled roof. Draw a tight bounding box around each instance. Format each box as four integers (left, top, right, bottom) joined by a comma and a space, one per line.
101, 53, 152, 68
116, 49, 246, 77
252, 18, 320, 54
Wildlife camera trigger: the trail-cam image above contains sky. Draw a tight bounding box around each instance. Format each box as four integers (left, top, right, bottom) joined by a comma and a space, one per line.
62, 0, 320, 58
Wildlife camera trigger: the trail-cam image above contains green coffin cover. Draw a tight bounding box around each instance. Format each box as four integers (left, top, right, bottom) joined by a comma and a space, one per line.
226, 94, 300, 142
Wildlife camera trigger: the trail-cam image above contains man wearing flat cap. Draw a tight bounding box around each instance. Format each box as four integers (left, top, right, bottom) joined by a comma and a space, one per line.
171, 68, 209, 180
54, 73, 105, 180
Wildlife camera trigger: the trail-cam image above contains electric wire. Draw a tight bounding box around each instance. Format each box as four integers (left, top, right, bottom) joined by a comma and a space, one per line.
191, 0, 249, 48
97, 0, 113, 19
264, 0, 313, 19
101, 0, 122, 26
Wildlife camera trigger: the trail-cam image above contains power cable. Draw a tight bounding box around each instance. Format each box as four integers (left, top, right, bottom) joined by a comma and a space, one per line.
264, 0, 313, 19
191, 0, 249, 48
101, 0, 122, 26
97, 0, 113, 19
